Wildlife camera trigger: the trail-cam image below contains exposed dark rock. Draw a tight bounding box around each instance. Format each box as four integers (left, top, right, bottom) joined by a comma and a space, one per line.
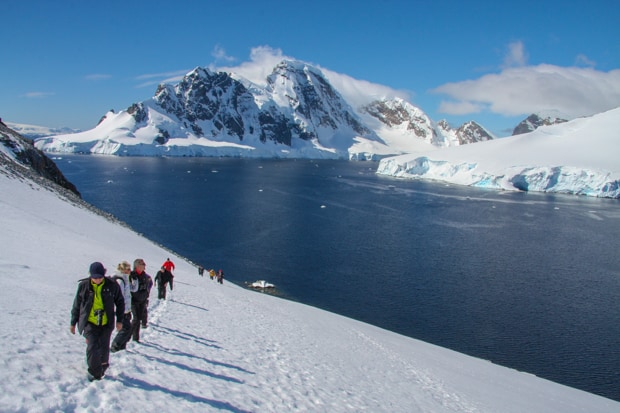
513, 114, 568, 135
0, 123, 80, 196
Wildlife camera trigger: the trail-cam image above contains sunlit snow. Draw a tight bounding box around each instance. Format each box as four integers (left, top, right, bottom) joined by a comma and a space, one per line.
377, 108, 620, 198
1, 140, 618, 411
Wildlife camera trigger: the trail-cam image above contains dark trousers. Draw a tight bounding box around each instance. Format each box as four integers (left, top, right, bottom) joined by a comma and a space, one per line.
83, 323, 114, 379
111, 312, 132, 349
131, 300, 148, 341
158, 285, 167, 299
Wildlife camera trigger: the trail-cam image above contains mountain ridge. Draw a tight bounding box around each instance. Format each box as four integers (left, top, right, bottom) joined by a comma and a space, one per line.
34, 60, 498, 159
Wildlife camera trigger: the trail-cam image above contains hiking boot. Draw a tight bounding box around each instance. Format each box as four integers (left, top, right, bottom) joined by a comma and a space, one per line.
142, 324, 148, 329
87, 373, 101, 382
110, 345, 120, 353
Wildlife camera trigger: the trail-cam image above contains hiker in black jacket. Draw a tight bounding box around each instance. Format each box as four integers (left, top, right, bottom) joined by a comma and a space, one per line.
70, 262, 124, 381
154, 266, 174, 300
129, 258, 152, 342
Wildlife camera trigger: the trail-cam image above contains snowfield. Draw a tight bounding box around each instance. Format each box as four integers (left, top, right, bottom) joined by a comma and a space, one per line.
377, 107, 620, 198
0, 160, 618, 412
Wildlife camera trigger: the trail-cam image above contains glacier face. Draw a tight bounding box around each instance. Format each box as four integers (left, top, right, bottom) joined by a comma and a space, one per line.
376, 157, 620, 198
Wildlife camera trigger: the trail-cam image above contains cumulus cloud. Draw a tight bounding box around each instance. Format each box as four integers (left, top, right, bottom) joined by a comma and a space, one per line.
434, 62, 620, 119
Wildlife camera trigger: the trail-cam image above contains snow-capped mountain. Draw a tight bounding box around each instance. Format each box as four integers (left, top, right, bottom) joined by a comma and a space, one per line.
377, 107, 620, 198
512, 113, 568, 135
436, 119, 494, 146
34, 60, 490, 159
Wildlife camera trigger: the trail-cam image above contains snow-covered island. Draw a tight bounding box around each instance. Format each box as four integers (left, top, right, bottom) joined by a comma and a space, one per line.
377, 108, 620, 198
1, 110, 619, 412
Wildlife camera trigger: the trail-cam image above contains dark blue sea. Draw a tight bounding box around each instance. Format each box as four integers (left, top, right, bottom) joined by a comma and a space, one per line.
54, 155, 620, 401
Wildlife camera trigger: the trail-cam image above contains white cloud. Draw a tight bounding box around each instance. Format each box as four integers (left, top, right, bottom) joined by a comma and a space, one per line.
134, 69, 191, 88
502, 41, 528, 68
320, 69, 410, 108
434, 41, 620, 119
218, 45, 287, 85
433, 65, 620, 119
217, 46, 408, 108
211, 44, 236, 63
22, 92, 55, 98
575, 54, 596, 68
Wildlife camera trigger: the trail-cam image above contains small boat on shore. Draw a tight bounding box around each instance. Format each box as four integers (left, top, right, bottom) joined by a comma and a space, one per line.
250, 280, 275, 289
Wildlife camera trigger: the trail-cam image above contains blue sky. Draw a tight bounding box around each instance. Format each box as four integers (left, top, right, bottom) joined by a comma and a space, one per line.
2, 0, 619, 136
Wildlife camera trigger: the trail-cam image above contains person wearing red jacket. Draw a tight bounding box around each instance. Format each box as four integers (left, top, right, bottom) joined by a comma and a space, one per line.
162, 257, 175, 273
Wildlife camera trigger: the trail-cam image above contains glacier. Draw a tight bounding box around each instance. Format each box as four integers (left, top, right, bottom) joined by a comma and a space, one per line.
377, 107, 620, 199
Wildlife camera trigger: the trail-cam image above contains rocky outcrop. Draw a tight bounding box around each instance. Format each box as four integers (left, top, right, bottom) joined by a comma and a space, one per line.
0, 123, 80, 196
512, 114, 568, 135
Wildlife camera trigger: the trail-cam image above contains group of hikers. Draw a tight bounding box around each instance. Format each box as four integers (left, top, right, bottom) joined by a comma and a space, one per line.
69, 257, 175, 382
198, 265, 224, 284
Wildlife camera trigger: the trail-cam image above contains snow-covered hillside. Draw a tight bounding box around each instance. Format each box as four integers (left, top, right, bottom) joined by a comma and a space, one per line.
34, 61, 492, 160
1, 119, 619, 412
377, 107, 620, 198
5, 121, 80, 140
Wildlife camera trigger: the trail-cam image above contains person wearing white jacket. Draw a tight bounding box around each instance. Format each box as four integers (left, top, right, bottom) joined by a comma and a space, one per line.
110, 261, 138, 352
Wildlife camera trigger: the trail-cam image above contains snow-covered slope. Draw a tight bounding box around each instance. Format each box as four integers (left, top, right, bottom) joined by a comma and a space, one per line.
5, 121, 80, 140
377, 107, 620, 198
1, 123, 619, 412
34, 61, 490, 160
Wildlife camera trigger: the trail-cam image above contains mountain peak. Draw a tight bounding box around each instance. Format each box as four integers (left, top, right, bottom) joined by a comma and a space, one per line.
34, 61, 496, 159
512, 113, 568, 135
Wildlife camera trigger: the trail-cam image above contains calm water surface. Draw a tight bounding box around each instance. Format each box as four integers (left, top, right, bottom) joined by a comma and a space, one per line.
55, 155, 620, 401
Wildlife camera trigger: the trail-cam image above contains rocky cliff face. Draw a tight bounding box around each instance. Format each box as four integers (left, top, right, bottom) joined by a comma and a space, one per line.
266, 61, 372, 140
0, 123, 80, 196
360, 98, 434, 141
147, 62, 377, 150
455, 121, 494, 144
